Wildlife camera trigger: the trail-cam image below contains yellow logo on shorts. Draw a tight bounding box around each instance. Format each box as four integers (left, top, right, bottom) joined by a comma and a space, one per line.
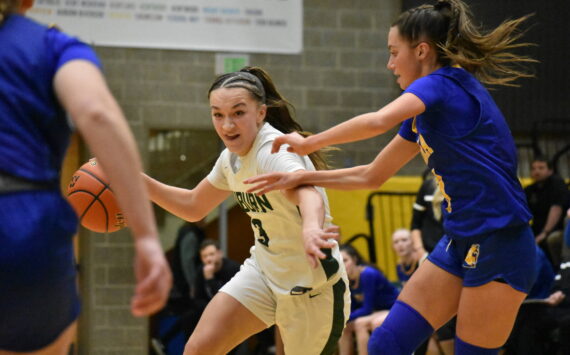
463, 244, 480, 269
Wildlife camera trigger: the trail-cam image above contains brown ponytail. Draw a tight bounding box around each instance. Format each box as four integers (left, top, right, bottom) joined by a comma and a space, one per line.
393, 0, 536, 86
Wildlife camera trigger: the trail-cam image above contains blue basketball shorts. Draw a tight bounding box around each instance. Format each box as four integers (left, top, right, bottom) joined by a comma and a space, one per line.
0, 190, 80, 352
427, 224, 537, 293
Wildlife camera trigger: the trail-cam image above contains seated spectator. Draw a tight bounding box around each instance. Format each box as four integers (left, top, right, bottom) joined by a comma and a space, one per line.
504, 244, 568, 355
393, 228, 428, 284
338, 244, 399, 355
525, 156, 569, 269
411, 172, 445, 257
393, 228, 455, 355
153, 239, 240, 355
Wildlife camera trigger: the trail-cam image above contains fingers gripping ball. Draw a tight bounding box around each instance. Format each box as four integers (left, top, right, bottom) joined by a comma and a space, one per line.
67, 159, 126, 233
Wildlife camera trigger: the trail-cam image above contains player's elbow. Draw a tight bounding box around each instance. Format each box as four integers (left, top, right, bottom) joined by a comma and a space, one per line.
359, 166, 386, 190
75, 103, 115, 130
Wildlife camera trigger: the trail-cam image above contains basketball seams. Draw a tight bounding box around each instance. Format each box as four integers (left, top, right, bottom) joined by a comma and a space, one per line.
78, 168, 113, 191
68, 188, 110, 232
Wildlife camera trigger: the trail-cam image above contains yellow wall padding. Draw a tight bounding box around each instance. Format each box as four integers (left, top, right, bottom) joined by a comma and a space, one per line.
328, 176, 422, 281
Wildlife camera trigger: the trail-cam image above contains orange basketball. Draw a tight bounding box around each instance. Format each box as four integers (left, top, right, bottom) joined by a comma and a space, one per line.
67, 159, 126, 233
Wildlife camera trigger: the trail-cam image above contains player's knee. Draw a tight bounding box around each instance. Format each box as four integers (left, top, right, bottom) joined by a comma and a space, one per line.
368, 326, 406, 355
353, 317, 368, 331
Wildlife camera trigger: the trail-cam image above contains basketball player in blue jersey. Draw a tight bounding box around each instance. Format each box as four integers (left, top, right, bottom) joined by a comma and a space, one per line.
245, 0, 537, 353
0, 1, 171, 353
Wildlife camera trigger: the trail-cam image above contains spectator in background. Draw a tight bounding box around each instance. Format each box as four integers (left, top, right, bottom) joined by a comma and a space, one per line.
410, 170, 445, 257
194, 239, 240, 303
393, 228, 428, 284
525, 157, 569, 269
338, 244, 399, 355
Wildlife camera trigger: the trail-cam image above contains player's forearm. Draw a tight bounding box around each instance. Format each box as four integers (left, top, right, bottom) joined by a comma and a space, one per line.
305, 94, 425, 152
305, 112, 389, 151
78, 112, 158, 239
296, 187, 326, 230
291, 166, 378, 191
142, 174, 203, 222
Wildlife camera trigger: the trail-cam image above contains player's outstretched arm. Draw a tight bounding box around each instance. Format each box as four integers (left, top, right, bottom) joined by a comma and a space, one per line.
271, 93, 425, 155
143, 175, 230, 222
282, 186, 338, 268
246, 135, 419, 194
54, 60, 171, 316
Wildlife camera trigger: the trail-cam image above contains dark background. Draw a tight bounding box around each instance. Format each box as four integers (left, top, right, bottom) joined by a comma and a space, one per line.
403, 0, 570, 133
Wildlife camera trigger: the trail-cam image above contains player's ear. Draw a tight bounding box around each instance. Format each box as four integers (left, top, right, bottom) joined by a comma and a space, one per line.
257, 104, 267, 124
417, 42, 430, 60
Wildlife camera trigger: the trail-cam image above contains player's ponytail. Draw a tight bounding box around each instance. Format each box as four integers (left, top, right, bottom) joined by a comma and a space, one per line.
0, 0, 19, 25
209, 66, 331, 170
393, 0, 536, 86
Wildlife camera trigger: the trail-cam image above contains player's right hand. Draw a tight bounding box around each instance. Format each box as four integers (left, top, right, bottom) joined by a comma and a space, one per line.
131, 237, 172, 317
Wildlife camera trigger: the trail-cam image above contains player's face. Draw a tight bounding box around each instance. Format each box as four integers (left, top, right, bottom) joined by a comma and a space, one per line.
530, 161, 552, 182
200, 245, 222, 269
386, 26, 423, 90
392, 230, 413, 257
210, 88, 267, 156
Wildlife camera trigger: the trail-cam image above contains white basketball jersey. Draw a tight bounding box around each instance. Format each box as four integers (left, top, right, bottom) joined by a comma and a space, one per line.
207, 123, 342, 295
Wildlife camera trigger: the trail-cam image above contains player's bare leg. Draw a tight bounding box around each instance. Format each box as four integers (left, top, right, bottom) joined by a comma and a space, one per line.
184, 292, 267, 355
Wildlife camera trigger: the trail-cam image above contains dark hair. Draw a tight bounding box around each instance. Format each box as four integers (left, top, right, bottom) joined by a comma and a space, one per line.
532, 156, 553, 170
199, 238, 220, 252
208, 66, 330, 170
393, 0, 536, 86
0, 0, 19, 24
339, 244, 365, 266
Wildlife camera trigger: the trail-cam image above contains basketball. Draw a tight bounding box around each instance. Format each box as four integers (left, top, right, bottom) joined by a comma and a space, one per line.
67, 159, 126, 233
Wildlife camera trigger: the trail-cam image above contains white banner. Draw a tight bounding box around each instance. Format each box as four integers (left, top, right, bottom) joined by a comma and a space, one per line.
28, 0, 302, 54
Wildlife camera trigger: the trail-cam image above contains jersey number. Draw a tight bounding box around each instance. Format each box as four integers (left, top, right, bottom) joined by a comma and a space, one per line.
252, 219, 270, 247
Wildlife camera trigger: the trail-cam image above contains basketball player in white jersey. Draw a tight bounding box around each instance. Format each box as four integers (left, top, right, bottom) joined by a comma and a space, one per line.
144, 67, 350, 355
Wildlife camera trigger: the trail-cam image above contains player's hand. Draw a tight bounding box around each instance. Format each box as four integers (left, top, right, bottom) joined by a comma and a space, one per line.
271, 132, 315, 155
244, 172, 301, 195
303, 227, 338, 268
131, 237, 172, 317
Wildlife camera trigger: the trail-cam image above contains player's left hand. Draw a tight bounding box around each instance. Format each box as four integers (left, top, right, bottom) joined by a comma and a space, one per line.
303, 227, 338, 268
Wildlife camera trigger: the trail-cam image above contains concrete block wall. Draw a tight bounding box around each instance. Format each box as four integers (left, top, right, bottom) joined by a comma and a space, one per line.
78, 0, 430, 353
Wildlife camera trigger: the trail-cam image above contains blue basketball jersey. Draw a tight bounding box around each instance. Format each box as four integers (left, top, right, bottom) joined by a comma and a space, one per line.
398, 66, 531, 239
0, 14, 100, 183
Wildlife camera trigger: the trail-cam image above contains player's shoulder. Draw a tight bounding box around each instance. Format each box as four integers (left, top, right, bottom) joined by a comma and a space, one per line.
255, 123, 283, 149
